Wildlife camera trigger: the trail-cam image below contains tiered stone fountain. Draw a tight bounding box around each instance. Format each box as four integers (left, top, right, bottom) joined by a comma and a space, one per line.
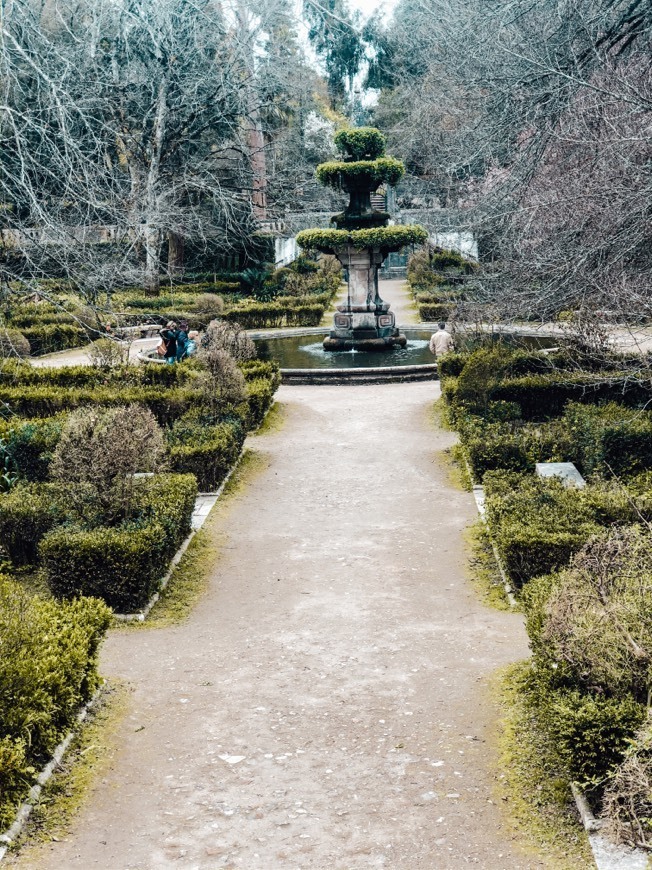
296, 127, 427, 352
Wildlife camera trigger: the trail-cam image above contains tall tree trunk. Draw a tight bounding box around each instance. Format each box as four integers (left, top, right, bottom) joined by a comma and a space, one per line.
168, 230, 184, 276
248, 117, 267, 220
143, 74, 168, 296
144, 226, 162, 296
236, 1, 267, 221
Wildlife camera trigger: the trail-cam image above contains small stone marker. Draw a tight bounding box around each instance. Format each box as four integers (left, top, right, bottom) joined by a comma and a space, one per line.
535, 462, 586, 489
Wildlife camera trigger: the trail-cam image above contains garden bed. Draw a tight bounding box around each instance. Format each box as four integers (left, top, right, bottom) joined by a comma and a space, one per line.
440, 343, 652, 855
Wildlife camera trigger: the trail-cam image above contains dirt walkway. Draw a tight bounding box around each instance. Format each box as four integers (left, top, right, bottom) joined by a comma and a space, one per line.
18, 378, 540, 870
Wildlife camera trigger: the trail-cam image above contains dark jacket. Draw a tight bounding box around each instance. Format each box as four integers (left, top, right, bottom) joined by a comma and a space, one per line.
160, 328, 178, 359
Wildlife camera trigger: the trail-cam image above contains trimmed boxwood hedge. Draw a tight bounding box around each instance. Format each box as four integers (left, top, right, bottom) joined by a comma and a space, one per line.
40, 474, 197, 612
482, 470, 651, 587
483, 471, 602, 587
0, 482, 68, 565
224, 302, 325, 329
0, 416, 64, 481
0, 359, 199, 388
418, 302, 453, 322
20, 323, 87, 355
168, 419, 245, 491
0, 360, 278, 488
241, 378, 275, 430
461, 418, 577, 482
491, 372, 652, 420
563, 401, 652, 477
0, 385, 198, 425
239, 359, 281, 390
0, 577, 111, 828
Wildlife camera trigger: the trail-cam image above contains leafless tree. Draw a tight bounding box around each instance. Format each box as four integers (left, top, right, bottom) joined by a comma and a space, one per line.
0, 0, 331, 305
369, 0, 652, 330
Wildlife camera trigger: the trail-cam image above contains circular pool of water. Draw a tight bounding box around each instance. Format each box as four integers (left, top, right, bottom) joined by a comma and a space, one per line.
253, 328, 559, 370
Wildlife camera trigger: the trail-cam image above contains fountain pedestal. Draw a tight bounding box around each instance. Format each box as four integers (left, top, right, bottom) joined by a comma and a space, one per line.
323, 246, 407, 351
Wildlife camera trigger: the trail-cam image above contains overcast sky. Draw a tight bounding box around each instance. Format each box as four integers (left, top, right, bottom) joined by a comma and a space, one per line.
348, 0, 399, 21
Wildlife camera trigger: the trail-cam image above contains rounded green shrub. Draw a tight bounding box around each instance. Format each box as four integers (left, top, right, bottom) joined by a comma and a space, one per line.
333, 127, 386, 160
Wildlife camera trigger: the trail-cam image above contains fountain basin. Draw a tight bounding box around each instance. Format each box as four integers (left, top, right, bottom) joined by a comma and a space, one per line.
137, 326, 561, 385
251, 326, 560, 385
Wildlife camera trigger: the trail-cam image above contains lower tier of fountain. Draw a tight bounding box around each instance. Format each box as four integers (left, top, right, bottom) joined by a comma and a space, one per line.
252, 327, 559, 385
138, 326, 560, 385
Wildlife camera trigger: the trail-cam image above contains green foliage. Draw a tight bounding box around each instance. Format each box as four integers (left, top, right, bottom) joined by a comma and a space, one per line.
526, 674, 646, 786
419, 302, 453, 322
239, 359, 281, 391
20, 323, 87, 355
0, 417, 59, 480
407, 249, 445, 293
40, 474, 197, 612
0, 384, 198, 426
315, 156, 405, 190
296, 225, 427, 255
0, 576, 111, 827
333, 127, 386, 160
484, 472, 601, 586
461, 417, 576, 482
241, 377, 275, 430
436, 352, 467, 379
455, 346, 512, 416
562, 402, 652, 477
224, 302, 325, 329
431, 249, 476, 270
407, 247, 476, 296
0, 482, 68, 565
269, 257, 342, 298
491, 373, 652, 421
167, 417, 245, 491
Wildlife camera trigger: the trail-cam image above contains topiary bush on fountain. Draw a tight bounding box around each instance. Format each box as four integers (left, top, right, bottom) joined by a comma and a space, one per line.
297, 125, 426, 251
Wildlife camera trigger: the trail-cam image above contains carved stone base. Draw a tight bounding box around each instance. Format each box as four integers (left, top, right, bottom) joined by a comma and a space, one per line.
323, 244, 404, 353
323, 331, 407, 352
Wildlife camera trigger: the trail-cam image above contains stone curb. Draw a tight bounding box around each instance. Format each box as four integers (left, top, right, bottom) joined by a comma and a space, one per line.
0, 686, 104, 861
113, 458, 241, 622
112, 395, 275, 621
461, 452, 518, 608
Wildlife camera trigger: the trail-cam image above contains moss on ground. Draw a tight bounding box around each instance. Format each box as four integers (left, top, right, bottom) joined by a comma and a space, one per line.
4, 681, 130, 865
431, 396, 454, 431
435, 444, 472, 494
137, 528, 215, 627
254, 400, 285, 436
490, 662, 593, 869
128, 449, 270, 628
465, 521, 514, 612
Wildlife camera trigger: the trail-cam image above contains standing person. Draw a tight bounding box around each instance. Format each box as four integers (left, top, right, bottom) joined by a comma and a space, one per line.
160, 321, 178, 364
176, 320, 189, 362
429, 322, 455, 357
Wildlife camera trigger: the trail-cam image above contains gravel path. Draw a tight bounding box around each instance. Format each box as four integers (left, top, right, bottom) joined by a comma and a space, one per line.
18, 377, 541, 870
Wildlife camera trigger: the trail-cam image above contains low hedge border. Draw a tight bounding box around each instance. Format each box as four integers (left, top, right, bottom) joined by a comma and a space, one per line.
38, 474, 197, 612
0, 577, 111, 830
224, 303, 325, 329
